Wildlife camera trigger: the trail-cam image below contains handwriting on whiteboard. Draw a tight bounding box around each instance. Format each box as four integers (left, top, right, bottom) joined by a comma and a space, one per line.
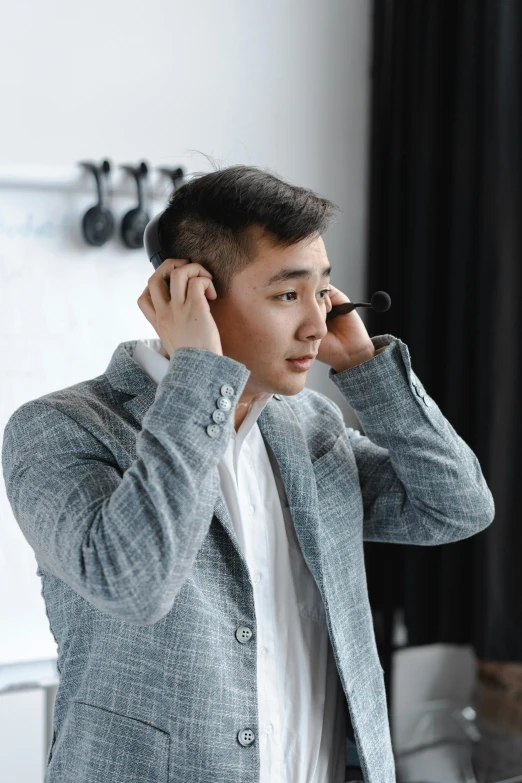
0, 212, 72, 239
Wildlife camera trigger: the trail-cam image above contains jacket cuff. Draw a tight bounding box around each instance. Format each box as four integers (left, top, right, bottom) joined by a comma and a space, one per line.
328, 334, 432, 416
146, 348, 251, 442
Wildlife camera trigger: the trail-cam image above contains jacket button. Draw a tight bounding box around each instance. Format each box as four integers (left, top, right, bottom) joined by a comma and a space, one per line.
217, 396, 232, 411
237, 728, 255, 746
206, 424, 221, 438
273, 394, 282, 401
220, 384, 235, 397
212, 409, 227, 423
424, 396, 432, 407
235, 626, 253, 643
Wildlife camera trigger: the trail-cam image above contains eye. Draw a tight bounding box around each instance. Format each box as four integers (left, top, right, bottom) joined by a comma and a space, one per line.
276, 288, 331, 302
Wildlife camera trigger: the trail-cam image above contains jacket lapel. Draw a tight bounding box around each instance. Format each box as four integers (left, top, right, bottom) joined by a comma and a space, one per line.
256, 401, 323, 578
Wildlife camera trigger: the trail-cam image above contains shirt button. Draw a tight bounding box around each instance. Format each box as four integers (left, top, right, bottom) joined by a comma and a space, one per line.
247, 504, 254, 515
264, 722, 273, 734
259, 646, 267, 656
253, 572, 261, 583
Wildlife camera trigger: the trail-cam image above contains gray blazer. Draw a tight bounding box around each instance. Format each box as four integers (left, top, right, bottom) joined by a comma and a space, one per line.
1, 334, 494, 783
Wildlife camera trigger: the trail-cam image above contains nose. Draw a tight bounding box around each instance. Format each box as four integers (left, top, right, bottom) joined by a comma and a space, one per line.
299, 299, 329, 341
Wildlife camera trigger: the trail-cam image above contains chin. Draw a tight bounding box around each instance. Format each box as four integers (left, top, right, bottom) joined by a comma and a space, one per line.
276, 375, 307, 397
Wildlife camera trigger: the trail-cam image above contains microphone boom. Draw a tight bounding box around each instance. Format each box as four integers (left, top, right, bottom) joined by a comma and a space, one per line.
326, 291, 391, 322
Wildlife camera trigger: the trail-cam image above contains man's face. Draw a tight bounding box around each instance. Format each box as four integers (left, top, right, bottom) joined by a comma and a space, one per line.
208, 227, 331, 398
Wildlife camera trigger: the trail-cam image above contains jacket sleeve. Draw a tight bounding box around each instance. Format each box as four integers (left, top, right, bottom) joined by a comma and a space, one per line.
1, 348, 250, 625
328, 334, 495, 544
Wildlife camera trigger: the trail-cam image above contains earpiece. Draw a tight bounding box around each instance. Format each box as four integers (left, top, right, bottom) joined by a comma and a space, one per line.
78, 159, 115, 246
143, 211, 165, 270
143, 166, 185, 269
120, 161, 150, 249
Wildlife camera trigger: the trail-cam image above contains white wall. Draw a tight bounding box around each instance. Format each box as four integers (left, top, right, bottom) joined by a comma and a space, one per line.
0, 0, 372, 779
0, 0, 373, 423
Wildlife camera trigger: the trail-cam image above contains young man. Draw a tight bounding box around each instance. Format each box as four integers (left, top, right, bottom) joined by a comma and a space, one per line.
2, 165, 494, 783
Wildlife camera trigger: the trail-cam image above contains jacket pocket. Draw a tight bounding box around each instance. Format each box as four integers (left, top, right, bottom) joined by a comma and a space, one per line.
47, 701, 170, 783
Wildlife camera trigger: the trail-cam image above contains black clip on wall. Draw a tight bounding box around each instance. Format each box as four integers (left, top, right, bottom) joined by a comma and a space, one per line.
120, 161, 150, 249
158, 166, 185, 192
78, 159, 114, 246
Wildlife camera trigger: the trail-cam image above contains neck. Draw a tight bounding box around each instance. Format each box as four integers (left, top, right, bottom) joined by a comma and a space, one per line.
234, 400, 252, 432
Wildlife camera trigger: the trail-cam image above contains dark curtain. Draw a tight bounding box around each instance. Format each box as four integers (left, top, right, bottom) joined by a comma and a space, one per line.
364, 0, 522, 706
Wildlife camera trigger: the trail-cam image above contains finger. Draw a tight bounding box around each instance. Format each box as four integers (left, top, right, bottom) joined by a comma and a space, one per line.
148, 260, 214, 315
137, 286, 155, 324
148, 259, 190, 315
327, 285, 350, 305
169, 263, 214, 306
186, 275, 217, 304
151, 258, 190, 300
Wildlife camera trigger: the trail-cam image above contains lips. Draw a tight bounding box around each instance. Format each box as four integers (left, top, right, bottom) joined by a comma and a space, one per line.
287, 354, 316, 360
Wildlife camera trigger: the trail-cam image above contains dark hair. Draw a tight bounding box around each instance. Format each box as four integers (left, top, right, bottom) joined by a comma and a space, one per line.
158, 164, 340, 298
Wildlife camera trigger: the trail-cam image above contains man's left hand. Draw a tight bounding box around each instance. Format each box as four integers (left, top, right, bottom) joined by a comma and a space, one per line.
317, 284, 376, 372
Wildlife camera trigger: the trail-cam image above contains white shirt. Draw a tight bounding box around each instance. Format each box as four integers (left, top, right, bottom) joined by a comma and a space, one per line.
133, 338, 348, 783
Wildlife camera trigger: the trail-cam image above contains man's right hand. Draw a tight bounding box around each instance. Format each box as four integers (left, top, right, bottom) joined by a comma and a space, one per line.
137, 258, 223, 359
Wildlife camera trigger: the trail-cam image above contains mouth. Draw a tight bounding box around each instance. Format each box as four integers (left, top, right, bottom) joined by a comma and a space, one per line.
286, 355, 316, 370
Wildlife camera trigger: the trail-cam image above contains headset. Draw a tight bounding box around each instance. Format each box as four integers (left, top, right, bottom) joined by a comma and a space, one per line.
143, 210, 166, 272
143, 208, 391, 321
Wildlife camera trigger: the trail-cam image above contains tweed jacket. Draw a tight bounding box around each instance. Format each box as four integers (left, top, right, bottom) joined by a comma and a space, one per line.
1, 333, 495, 783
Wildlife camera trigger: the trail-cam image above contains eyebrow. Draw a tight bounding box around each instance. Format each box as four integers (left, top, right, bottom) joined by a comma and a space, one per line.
263, 265, 332, 287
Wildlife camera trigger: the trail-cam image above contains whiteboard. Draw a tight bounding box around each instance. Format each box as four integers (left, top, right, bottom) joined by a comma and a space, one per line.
0, 165, 183, 666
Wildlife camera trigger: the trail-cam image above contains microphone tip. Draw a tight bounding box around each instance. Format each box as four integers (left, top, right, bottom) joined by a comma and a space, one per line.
371, 290, 391, 312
